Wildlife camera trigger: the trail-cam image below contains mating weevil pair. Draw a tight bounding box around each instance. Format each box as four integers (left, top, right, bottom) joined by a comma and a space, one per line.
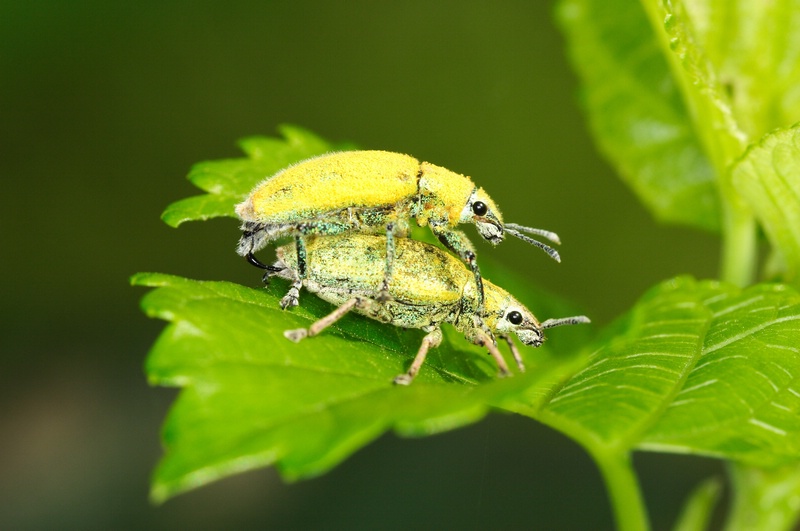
236, 150, 561, 310
236, 150, 588, 384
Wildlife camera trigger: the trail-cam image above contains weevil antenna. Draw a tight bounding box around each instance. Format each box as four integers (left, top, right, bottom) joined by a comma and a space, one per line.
541, 315, 591, 329
504, 223, 561, 245
504, 228, 562, 263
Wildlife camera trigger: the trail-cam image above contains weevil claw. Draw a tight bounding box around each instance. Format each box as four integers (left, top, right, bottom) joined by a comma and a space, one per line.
280, 296, 299, 309
393, 374, 413, 385
280, 285, 301, 309
284, 328, 308, 342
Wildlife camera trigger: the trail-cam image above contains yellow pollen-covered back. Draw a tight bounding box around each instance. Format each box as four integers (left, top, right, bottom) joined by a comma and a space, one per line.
243, 151, 420, 224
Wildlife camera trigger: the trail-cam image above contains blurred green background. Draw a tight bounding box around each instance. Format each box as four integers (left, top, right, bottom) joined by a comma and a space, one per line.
1, 1, 724, 529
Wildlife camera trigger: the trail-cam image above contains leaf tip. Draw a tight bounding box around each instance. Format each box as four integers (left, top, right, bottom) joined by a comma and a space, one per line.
160, 206, 186, 228
149, 481, 173, 506
130, 272, 156, 287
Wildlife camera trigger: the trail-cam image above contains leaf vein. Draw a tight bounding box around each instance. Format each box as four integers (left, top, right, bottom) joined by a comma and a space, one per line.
748, 418, 788, 436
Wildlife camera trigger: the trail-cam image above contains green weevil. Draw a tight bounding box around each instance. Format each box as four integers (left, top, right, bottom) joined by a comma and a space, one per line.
236, 150, 561, 310
268, 234, 588, 385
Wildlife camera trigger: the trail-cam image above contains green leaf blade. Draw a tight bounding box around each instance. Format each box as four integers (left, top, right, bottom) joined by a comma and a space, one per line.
644, 283, 800, 467
133, 273, 581, 502
732, 124, 800, 282
557, 0, 720, 231
540, 277, 800, 468
542, 276, 714, 447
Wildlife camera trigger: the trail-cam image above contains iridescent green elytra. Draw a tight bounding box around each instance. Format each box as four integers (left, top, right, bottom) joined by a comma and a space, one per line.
269, 234, 588, 385
236, 150, 561, 310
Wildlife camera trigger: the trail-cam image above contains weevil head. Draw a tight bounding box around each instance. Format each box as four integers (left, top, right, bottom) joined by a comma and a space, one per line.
418, 163, 504, 242
459, 188, 505, 245
482, 282, 545, 347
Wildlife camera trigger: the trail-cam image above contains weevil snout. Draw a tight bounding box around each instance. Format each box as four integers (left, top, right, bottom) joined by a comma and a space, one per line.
515, 326, 545, 347
500, 307, 545, 347
475, 218, 504, 244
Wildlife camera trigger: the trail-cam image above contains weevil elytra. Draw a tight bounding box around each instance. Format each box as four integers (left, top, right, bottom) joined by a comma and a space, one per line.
235, 150, 561, 310
268, 234, 589, 385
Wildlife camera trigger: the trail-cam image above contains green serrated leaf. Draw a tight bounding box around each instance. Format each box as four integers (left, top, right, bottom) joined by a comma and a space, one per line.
682, 0, 800, 139
732, 124, 800, 282
557, 0, 720, 231
539, 277, 800, 468
162, 125, 347, 227
132, 272, 584, 503
238, 124, 343, 163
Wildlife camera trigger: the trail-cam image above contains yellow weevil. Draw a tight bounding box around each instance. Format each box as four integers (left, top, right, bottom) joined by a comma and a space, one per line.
268, 234, 588, 385
236, 150, 561, 310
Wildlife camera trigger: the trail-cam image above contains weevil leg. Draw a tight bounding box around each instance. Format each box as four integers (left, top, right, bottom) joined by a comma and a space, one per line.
477, 330, 511, 378
501, 334, 525, 372
246, 252, 271, 270
378, 223, 396, 302
280, 283, 302, 309
279, 236, 307, 309
463, 251, 485, 311
394, 328, 443, 385
471, 311, 496, 346
284, 297, 361, 342
295, 235, 308, 278
260, 264, 286, 286
432, 227, 486, 311
277, 237, 306, 309
241, 248, 284, 283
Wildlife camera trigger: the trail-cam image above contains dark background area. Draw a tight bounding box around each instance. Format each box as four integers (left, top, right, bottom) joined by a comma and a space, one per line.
1, 1, 724, 529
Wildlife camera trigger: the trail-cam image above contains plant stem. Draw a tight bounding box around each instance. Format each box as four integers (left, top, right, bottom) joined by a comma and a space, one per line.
720, 200, 757, 287
672, 478, 722, 531
592, 448, 650, 531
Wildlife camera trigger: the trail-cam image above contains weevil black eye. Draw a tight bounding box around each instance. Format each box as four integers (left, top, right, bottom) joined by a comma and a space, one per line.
507, 310, 523, 325
472, 201, 488, 216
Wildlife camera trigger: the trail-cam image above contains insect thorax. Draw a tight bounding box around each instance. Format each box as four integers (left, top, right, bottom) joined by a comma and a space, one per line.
416, 162, 475, 227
